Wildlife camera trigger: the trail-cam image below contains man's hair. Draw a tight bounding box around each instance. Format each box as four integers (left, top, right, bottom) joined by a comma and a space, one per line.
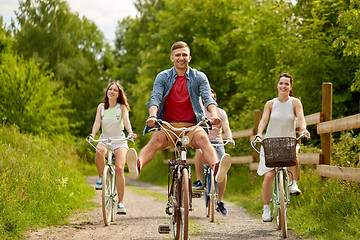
171, 41, 190, 54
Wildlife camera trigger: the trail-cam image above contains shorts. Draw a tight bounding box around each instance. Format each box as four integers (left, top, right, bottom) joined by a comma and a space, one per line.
160, 122, 205, 148
98, 132, 129, 151
210, 140, 226, 160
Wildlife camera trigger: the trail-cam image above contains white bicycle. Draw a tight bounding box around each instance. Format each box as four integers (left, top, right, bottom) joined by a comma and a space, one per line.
87, 135, 134, 226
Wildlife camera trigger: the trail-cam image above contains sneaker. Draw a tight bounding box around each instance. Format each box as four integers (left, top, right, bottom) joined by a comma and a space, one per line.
95, 177, 102, 190
289, 181, 301, 195
262, 205, 272, 222
117, 202, 126, 215
127, 148, 139, 179
192, 180, 203, 190
213, 154, 232, 182
216, 201, 228, 215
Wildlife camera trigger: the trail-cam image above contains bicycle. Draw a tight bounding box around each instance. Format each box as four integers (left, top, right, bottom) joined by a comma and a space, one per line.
193, 138, 231, 222
157, 117, 211, 240
251, 131, 309, 238
87, 134, 135, 226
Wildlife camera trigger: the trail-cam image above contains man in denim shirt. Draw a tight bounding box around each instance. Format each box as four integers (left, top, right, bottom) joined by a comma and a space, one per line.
127, 41, 231, 183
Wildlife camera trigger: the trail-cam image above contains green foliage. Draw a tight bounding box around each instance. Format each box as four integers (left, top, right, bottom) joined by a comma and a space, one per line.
0, 50, 71, 136
332, 132, 360, 167
0, 125, 94, 239
13, 0, 108, 136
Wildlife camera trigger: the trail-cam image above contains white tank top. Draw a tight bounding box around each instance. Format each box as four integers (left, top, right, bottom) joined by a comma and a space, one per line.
265, 97, 296, 139
100, 103, 124, 139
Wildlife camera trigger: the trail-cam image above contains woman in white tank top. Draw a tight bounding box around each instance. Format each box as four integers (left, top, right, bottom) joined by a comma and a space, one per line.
255, 73, 310, 222
89, 82, 137, 214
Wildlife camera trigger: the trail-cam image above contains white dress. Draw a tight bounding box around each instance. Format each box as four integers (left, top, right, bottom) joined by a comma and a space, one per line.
257, 97, 296, 176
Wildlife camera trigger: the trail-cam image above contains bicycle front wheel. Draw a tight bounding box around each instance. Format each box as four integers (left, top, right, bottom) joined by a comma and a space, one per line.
279, 170, 288, 238
210, 169, 215, 222
204, 167, 211, 218
102, 165, 114, 226
174, 168, 189, 240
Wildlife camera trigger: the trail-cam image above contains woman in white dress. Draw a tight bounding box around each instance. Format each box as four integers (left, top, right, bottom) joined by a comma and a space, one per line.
255, 73, 310, 222
89, 82, 137, 214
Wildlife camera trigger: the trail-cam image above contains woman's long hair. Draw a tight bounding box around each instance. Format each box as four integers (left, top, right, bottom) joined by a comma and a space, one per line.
103, 82, 130, 111
278, 73, 294, 97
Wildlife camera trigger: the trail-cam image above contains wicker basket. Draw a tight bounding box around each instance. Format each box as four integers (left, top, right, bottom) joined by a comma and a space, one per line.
262, 137, 297, 167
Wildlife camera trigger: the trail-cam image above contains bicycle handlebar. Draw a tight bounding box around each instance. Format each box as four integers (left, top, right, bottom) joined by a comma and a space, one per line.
211, 138, 232, 147
251, 130, 310, 154
155, 117, 211, 132
253, 130, 310, 144
87, 134, 135, 144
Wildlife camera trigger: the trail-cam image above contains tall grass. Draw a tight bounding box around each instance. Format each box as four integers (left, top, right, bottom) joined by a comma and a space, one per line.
0, 125, 94, 239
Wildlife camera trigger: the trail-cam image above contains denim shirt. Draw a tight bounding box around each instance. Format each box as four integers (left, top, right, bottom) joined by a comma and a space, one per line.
143, 66, 217, 134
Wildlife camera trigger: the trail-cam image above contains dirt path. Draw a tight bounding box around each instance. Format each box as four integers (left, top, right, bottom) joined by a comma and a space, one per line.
26, 176, 303, 240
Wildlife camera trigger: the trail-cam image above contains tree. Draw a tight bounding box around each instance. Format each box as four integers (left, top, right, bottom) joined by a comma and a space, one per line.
0, 22, 71, 135
13, 0, 108, 135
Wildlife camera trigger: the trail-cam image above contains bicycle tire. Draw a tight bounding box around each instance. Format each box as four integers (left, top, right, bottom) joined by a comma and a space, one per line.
205, 167, 211, 218
279, 170, 288, 237
111, 181, 118, 222
273, 174, 280, 230
181, 168, 189, 240
102, 165, 113, 226
172, 170, 181, 239
210, 169, 215, 222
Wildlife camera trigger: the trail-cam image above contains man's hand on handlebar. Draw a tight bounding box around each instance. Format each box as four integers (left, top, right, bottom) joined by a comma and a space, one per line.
146, 116, 157, 127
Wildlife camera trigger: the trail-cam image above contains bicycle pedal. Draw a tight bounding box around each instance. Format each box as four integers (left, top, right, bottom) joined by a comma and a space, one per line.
158, 225, 170, 234
192, 191, 202, 198
290, 192, 300, 196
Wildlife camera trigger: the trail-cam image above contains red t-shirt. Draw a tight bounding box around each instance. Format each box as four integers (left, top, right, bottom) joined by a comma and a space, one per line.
162, 76, 196, 123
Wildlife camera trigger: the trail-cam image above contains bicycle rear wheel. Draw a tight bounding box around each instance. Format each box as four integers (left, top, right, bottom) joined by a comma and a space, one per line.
102, 165, 113, 226
279, 170, 288, 237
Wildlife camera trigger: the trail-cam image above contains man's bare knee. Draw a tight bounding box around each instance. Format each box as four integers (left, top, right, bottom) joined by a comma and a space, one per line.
192, 131, 211, 149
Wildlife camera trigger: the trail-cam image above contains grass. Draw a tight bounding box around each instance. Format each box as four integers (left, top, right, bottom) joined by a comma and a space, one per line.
0, 125, 95, 239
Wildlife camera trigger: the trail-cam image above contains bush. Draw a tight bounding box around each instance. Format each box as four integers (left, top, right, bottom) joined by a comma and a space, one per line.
0, 125, 94, 239
0, 51, 72, 136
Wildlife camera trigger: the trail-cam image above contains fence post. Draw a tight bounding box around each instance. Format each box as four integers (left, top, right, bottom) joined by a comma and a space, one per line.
320, 82, 332, 166
252, 109, 261, 164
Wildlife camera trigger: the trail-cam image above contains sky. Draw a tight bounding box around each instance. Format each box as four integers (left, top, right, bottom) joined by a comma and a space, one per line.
0, 0, 138, 43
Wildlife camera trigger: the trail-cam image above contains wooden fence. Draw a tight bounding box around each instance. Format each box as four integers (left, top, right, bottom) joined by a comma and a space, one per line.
187, 83, 360, 183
